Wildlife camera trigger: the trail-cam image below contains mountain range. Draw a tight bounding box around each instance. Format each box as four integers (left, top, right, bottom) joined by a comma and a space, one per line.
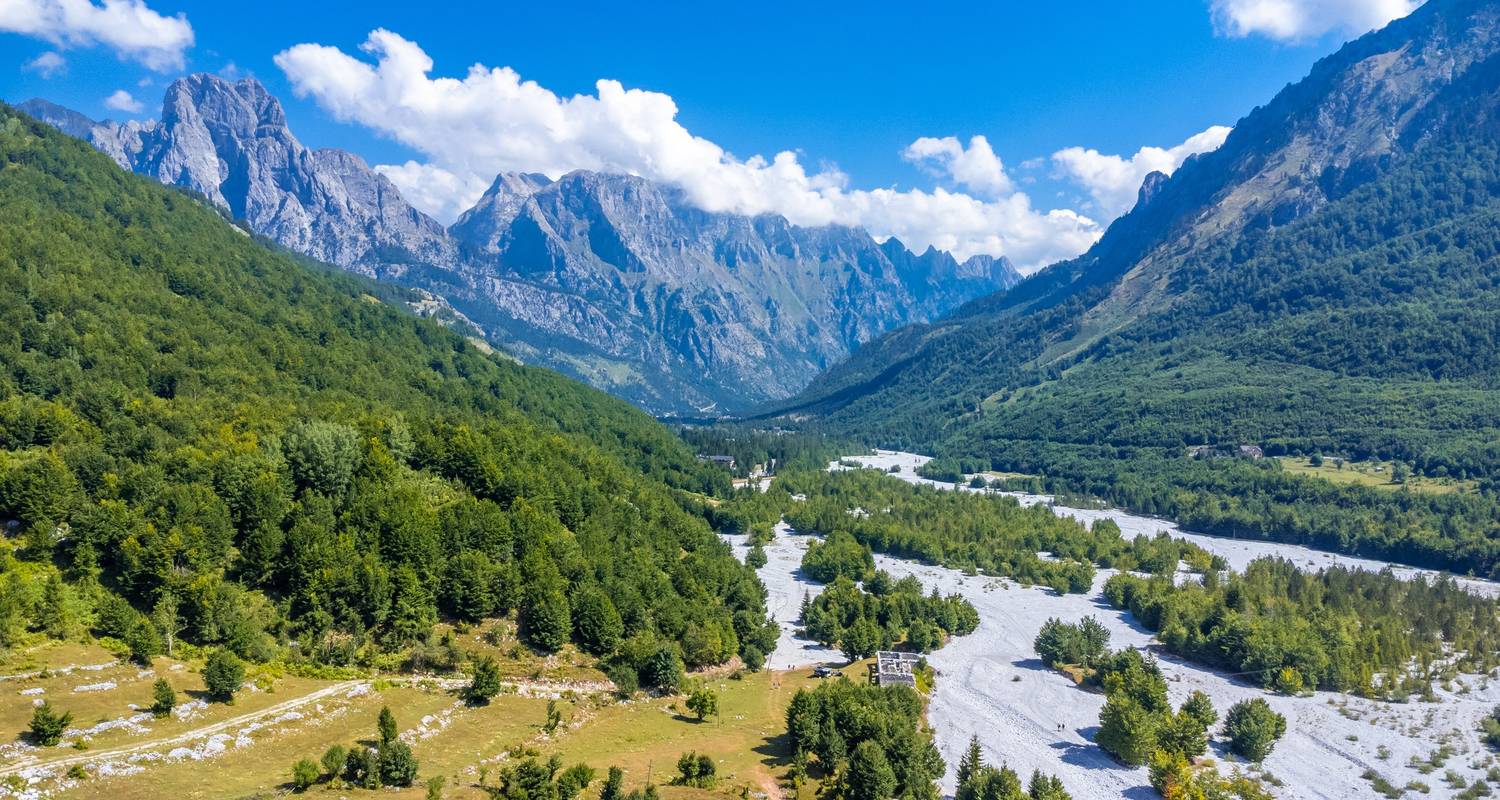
18, 78, 1018, 415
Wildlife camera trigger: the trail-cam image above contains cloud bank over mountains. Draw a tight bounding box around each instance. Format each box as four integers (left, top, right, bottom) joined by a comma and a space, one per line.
5, 0, 1419, 270
276, 30, 1232, 271
1052, 126, 1234, 219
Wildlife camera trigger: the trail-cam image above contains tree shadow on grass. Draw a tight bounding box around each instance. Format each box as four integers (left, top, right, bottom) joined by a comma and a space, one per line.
181, 688, 231, 705
752, 731, 795, 769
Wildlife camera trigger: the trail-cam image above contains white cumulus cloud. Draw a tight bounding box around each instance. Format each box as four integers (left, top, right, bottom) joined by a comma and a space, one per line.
1051, 126, 1233, 219
374, 161, 493, 223
903, 135, 1014, 198
0, 0, 193, 71
22, 49, 65, 77
274, 29, 1102, 271
103, 88, 142, 114
1210, 0, 1421, 42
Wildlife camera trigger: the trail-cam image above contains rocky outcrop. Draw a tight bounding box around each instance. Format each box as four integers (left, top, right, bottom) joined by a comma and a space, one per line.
25, 76, 455, 274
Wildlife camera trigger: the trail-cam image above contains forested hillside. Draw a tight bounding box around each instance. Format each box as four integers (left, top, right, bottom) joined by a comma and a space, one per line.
772, 0, 1500, 575
0, 106, 775, 675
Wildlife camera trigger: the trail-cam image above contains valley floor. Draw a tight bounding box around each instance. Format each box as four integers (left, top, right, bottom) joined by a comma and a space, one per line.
844, 450, 1500, 598
719, 452, 1500, 800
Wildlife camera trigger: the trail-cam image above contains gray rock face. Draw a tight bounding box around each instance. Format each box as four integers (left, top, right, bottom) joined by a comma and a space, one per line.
25, 75, 455, 274
446, 171, 1020, 412
21, 77, 1020, 415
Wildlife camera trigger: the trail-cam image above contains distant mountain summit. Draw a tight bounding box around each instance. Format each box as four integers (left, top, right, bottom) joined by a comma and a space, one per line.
445, 169, 1021, 408
19, 76, 1019, 414
26, 77, 453, 273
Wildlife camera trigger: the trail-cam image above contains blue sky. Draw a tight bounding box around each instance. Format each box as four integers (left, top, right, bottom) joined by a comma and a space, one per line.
0, 0, 1422, 269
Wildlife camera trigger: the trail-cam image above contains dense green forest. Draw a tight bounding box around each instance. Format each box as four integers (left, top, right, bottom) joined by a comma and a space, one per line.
920, 448, 1500, 576
785, 679, 943, 800
801, 531, 877, 583
769, 55, 1500, 578
0, 106, 775, 677
1103, 558, 1500, 696
799, 571, 979, 659
675, 424, 860, 479
724, 468, 1217, 593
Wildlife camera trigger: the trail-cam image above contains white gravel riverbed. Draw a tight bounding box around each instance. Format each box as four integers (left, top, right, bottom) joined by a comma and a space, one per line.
722, 451, 1500, 799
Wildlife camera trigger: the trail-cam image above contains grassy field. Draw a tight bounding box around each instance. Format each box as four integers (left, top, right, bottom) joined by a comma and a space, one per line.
531, 668, 821, 800
0, 642, 346, 759
1279, 457, 1479, 495
0, 633, 830, 800
55, 670, 821, 800
62, 682, 543, 800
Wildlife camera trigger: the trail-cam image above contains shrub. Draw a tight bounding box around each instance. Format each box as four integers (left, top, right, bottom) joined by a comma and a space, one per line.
643, 646, 684, 693
1180, 690, 1217, 729
343, 747, 379, 788
544, 700, 563, 734
291, 758, 319, 791
573, 587, 624, 655
1096, 695, 1159, 766
686, 687, 719, 721
1225, 699, 1288, 762
378, 705, 398, 745
557, 763, 596, 799
202, 649, 245, 702
524, 589, 572, 652
741, 644, 765, 672
28, 701, 71, 746
1033, 617, 1109, 668
378, 741, 419, 787
605, 660, 640, 697
1481, 706, 1500, 749
321, 744, 347, 782
150, 678, 176, 718
466, 655, 503, 705
600, 766, 625, 800
675, 751, 717, 788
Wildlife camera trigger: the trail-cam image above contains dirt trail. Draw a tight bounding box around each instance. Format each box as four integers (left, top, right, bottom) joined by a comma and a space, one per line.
426, 677, 614, 695
0, 679, 365, 777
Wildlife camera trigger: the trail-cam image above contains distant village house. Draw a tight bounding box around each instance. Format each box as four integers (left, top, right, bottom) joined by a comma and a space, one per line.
870, 651, 920, 688
1186, 444, 1265, 460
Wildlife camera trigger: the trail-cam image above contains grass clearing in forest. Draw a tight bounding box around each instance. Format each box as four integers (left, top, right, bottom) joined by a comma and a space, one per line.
1279, 456, 1478, 495
528, 668, 820, 800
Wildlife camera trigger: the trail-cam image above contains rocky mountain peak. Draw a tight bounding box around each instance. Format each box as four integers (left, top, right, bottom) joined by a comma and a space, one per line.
31, 72, 458, 273
1136, 170, 1169, 209
162, 74, 288, 136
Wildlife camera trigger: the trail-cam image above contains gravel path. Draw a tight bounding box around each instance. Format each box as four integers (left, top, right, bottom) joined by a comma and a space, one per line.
0, 680, 366, 779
